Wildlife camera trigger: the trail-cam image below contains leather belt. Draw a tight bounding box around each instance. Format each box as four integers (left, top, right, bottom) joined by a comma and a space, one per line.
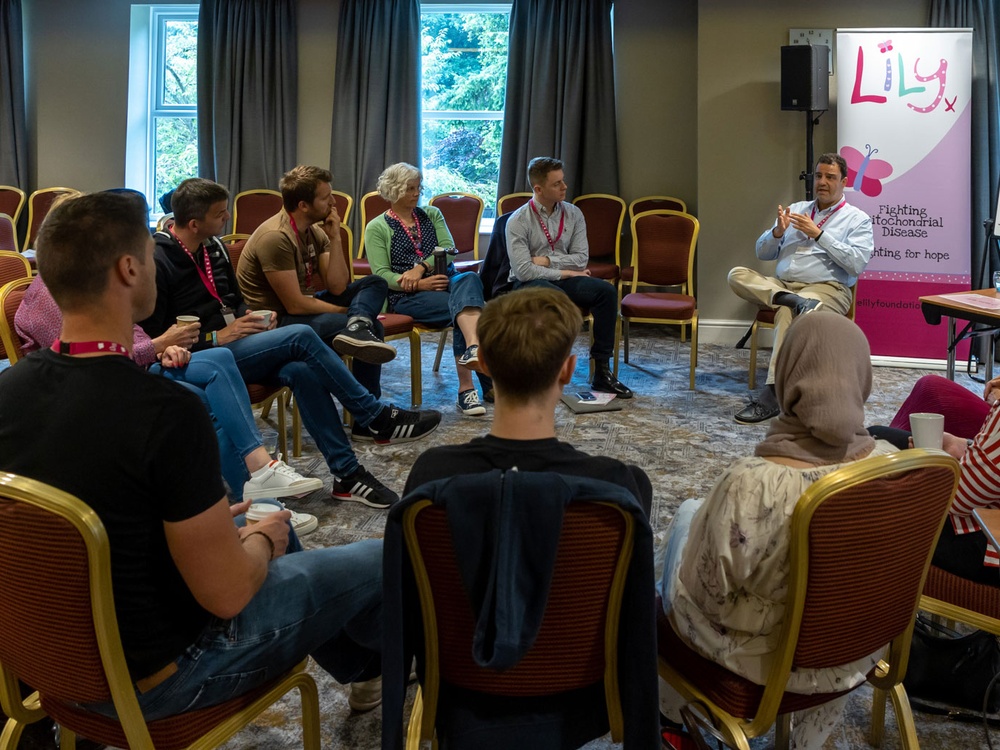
135, 660, 178, 694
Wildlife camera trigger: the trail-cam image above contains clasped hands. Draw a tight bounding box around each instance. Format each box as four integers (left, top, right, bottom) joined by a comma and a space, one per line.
772, 205, 821, 240
399, 264, 448, 292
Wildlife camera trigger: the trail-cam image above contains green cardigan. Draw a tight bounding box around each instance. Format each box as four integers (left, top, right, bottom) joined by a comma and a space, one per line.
363, 205, 455, 291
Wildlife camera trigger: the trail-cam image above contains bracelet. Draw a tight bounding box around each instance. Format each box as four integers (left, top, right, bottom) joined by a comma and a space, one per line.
211, 330, 218, 347
816, 230, 824, 242
968, 438, 975, 448
243, 530, 275, 561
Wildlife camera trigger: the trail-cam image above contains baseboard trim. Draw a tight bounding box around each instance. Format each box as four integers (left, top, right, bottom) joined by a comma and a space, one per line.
699, 319, 951, 370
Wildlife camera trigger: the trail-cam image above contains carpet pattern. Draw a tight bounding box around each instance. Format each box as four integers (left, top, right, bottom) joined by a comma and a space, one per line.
121, 326, 1000, 748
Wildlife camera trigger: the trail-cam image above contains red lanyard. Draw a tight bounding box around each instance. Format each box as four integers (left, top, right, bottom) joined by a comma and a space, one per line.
51, 339, 131, 358
387, 209, 424, 255
810, 199, 847, 230
529, 199, 564, 252
170, 228, 222, 303
288, 216, 315, 289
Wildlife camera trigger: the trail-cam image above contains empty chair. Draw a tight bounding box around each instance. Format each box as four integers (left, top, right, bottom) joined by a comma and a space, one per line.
620, 210, 699, 389
232, 189, 282, 235
572, 194, 626, 284
628, 195, 687, 219
23, 187, 80, 252
428, 192, 485, 262
0, 186, 26, 231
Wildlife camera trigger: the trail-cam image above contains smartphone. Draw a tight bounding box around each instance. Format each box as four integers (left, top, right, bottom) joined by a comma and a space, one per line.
576, 391, 596, 401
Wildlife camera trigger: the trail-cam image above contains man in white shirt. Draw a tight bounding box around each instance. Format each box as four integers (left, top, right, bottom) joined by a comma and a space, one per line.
729, 153, 873, 423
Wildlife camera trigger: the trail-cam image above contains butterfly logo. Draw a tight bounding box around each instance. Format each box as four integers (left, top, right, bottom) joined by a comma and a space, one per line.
841, 144, 894, 197
878, 39, 893, 53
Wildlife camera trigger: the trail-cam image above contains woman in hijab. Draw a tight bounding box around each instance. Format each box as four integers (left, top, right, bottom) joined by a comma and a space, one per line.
658, 312, 895, 749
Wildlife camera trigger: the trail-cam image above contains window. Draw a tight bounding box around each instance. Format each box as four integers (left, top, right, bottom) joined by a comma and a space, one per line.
420, 4, 510, 218
126, 5, 198, 214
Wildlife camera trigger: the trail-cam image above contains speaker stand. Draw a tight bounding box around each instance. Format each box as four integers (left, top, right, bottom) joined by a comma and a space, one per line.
798, 110, 827, 201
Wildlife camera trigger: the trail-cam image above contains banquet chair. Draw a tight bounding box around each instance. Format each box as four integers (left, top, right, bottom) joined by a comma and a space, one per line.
355, 191, 392, 277
332, 189, 354, 225
0, 187, 26, 230
0, 278, 32, 364
156, 213, 175, 232
628, 195, 687, 219
232, 189, 282, 235
0, 215, 15, 253
496, 192, 532, 216
747, 283, 858, 390
397, 474, 653, 748
428, 192, 485, 262
0, 252, 29, 290
657, 449, 960, 750
23, 188, 81, 253
0, 472, 321, 750
619, 210, 699, 390
572, 194, 626, 284
222, 234, 301, 457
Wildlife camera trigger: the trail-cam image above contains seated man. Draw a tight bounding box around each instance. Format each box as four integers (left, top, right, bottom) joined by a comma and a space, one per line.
236, 165, 393, 398
729, 152, 873, 424
504, 156, 633, 398
405, 287, 651, 518
0, 191, 383, 719
141, 177, 442, 510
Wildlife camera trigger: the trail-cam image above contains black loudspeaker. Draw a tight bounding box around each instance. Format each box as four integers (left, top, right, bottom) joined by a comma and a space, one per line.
780, 45, 829, 111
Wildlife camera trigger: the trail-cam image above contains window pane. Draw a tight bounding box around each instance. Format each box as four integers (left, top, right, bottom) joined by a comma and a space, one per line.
421, 8, 509, 217
154, 117, 198, 204
161, 19, 198, 107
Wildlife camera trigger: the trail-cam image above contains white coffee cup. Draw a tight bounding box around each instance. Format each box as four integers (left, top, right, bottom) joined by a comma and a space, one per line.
246, 502, 282, 524
176, 315, 200, 327
253, 310, 274, 327
910, 412, 945, 450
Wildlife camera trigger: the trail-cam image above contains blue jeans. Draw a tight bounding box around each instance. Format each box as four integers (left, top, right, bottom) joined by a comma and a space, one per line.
280, 275, 388, 399
224, 325, 385, 478
657, 498, 702, 611
393, 272, 485, 355
88, 539, 382, 721
514, 276, 618, 361
150, 347, 262, 494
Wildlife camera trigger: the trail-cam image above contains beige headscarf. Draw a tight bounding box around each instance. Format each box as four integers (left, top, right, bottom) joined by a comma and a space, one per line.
755, 312, 875, 465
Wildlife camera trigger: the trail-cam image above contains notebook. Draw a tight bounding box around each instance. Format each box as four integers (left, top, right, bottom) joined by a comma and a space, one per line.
560, 387, 623, 414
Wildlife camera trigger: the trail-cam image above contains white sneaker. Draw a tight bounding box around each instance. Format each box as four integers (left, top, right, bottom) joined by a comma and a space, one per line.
243, 455, 324, 501
348, 675, 382, 712
288, 508, 318, 536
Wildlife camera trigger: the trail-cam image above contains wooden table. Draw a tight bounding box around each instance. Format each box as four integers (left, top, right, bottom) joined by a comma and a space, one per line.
919, 289, 1000, 381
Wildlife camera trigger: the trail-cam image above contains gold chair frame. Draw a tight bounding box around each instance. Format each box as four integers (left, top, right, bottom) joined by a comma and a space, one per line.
0, 277, 32, 364
232, 189, 282, 236
496, 192, 532, 217
332, 189, 354, 225
428, 192, 485, 260
0, 186, 27, 229
23, 188, 80, 252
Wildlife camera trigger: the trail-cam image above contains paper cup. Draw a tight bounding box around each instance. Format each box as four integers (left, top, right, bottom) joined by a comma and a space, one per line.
246, 502, 282, 524
253, 310, 274, 326
176, 315, 200, 327
910, 413, 944, 450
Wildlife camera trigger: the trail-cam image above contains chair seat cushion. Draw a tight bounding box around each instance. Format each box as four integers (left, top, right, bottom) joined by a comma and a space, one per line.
245, 383, 281, 405
353, 259, 371, 276
655, 596, 854, 719
621, 293, 695, 320
587, 260, 620, 280
756, 308, 776, 325
378, 313, 415, 336
620, 267, 634, 284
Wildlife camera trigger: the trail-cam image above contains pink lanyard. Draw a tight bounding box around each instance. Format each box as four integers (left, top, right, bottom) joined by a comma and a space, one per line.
51, 339, 131, 359
529, 199, 564, 252
170, 228, 222, 303
810, 199, 847, 230
387, 209, 424, 255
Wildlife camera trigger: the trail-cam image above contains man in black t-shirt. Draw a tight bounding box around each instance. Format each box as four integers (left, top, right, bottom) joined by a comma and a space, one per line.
0, 192, 385, 719
405, 287, 652, 517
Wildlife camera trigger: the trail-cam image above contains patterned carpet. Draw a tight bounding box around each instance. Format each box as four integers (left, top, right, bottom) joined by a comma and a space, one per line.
96, 325, 1000, 748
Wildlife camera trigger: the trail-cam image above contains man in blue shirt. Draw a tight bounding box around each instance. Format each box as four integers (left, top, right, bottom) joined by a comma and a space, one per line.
729, 153, 873, 424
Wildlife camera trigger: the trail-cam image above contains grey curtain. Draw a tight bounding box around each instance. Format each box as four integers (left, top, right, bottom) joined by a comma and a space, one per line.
930, 1, 1000, 287
197, 0, 297, 196
0, 0, 27, 188
497, 0, 619, 200
331, 0, 420, 235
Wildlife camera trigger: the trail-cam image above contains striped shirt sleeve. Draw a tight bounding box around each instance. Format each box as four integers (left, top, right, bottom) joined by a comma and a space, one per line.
952, 401, 1000, 565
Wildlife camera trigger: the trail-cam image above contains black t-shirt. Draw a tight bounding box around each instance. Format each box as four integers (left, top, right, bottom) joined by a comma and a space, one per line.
0, 350, 225, 678
404, 434, 653, 518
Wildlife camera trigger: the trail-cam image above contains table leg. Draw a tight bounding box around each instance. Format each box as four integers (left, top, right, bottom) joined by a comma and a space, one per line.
947, 317, 956, 381
988, 334, 995, 383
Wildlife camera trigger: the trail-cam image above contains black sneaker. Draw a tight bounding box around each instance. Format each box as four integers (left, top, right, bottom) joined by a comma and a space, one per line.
351, 421, 374, 442
331, 465, 399, 509
734, 399, 779, 425
363, 404, 441, 444
333, 320, 397, 365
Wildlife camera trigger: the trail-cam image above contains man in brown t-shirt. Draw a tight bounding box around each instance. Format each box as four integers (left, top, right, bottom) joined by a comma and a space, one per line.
237, 166, 394, 397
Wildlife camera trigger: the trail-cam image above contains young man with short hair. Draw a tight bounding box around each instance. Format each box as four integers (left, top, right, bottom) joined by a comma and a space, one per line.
142, 177, 441, 509
0, 191, 385, 718
237, 165, 394, 397
504, 156, 633, 398
404, 287, 651, 517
